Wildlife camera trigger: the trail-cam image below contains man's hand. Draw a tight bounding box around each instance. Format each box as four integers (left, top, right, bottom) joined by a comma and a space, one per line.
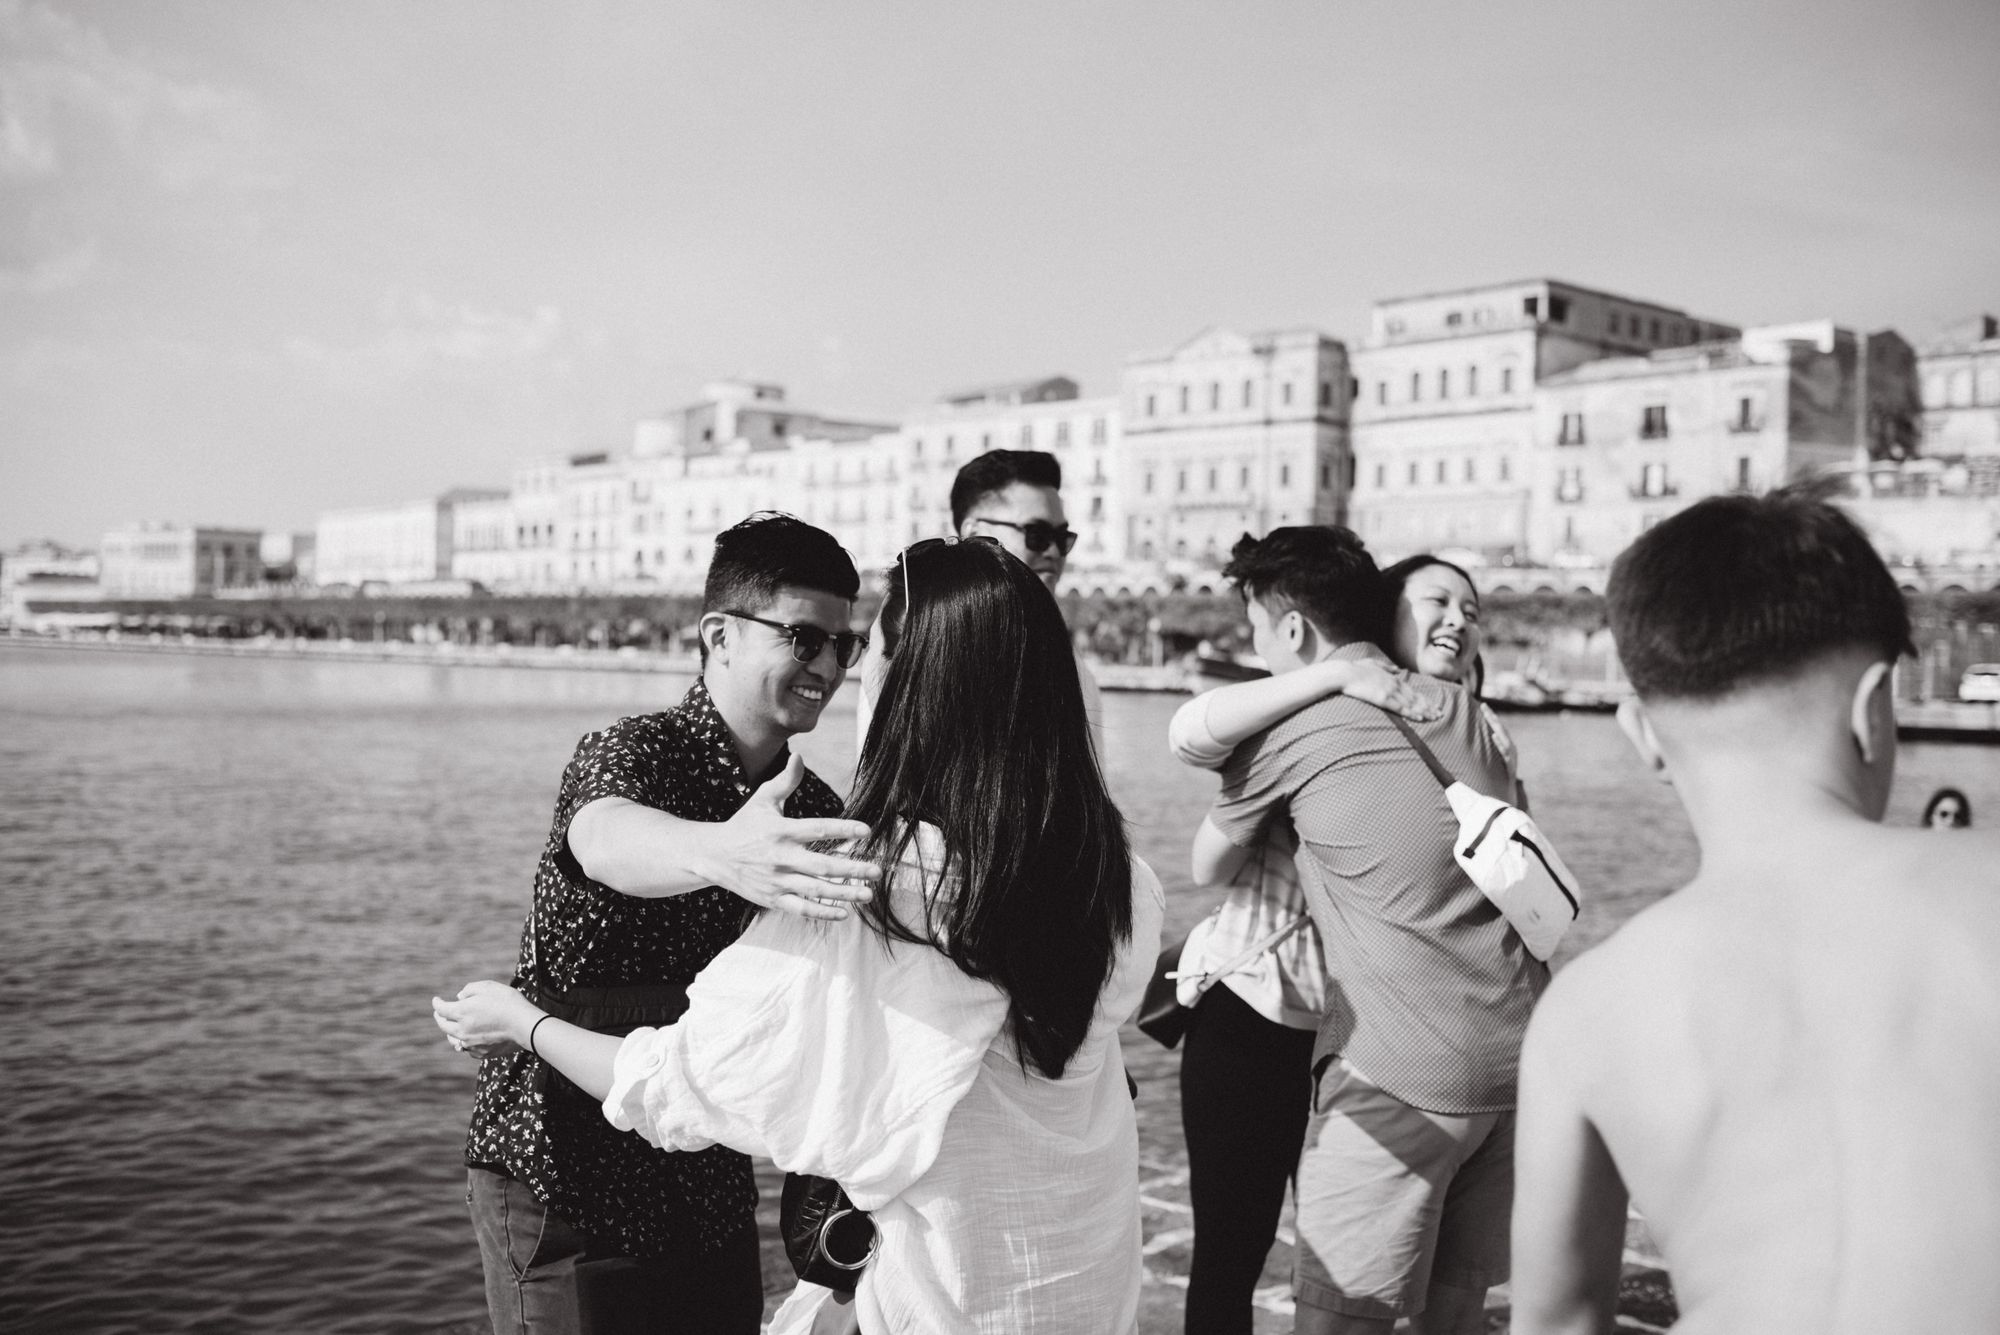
706, 754, 880, 920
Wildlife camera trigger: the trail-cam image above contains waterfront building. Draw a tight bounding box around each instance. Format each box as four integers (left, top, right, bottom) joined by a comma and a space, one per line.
0, 540, 99, 627
1347, 279, 1738, 563
1918, 314, 2000, 459
1527, 322, 1918, 565
315, 490, 503, 587
448, 492, 520, 587
1117, 328, 1348, 579
99, 522, 263, 598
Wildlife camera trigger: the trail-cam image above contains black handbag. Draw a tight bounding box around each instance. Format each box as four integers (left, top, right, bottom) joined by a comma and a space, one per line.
1135, 933, 1195, 1048
780, 1172, 877, 1292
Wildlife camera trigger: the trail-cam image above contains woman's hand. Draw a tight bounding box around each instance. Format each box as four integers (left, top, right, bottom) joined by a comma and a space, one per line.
1321, 659, 1444, 722
432, 980, 540, 1060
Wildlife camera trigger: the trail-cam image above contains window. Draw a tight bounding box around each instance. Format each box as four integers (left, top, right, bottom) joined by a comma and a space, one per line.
1207, 467, 1218, 492
1279, 463, 1291, 487
945, 434, 955, 455
1439, 369, 1451, 399
1055, 421, 1070, 446
912, 437, 923, 458
1375, 463, 1386, 488
1376, 381, 1387, 406
1638, 462, 1673, 497
1737, 457, 1752, 491
1557, 466, 1584, 503
1548, 295, 1570, 323
1524, 295, 1540, 318
1282, 382, 1294, 406
1501, 367, 1514, 393
1410, 371, 1422, 402
1091, 417, 1107, 443
1179, 386, 1190, 413
1731, 396, 1759, 432
1467, 366, 1479, 396
1408, 461, 1420, 485
1640, 405, 1669, 439
1499, 456, 1512, 482
1446, 310, 1463, 327
1436, 459, 1448, 484
1020, 423, 1034, 446
1319, 382, 1332, 407
980, 433, 992, 450
1321, 463, 1332, 488
1210, 382, 1221, 410
1650, 319, 1661, 341
1146, 394, 1157, 417
1463, 458, 1476, 483
1089, 495, 1104, 519
1144, 472, 1155, 494
1239, 465, 1250, 488
1177, 469, 1188, 493
1608, 313, 1620, 335
1559, 412, 1586, 445
1242, 379, 1254, 408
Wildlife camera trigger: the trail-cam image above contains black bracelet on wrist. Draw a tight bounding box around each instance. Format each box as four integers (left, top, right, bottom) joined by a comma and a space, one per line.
529, 1014, 555, 1059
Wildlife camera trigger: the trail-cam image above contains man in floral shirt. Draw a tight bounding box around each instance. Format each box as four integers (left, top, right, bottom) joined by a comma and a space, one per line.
457, 513, 880, 1335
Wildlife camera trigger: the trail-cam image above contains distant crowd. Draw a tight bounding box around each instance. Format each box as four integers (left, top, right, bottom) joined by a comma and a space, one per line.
428, 447, 2000, 1335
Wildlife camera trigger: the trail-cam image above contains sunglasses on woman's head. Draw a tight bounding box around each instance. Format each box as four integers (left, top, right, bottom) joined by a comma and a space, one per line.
895, 534, 1003, 608
968, 517, 1079, 556
722, 610, 869, 669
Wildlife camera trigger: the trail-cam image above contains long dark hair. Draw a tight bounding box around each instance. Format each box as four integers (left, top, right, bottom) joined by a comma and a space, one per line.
850, 538, 1133, 1079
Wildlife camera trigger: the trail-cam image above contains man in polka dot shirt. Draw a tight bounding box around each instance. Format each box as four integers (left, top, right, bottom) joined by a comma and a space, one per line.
458, 513, 881, 1335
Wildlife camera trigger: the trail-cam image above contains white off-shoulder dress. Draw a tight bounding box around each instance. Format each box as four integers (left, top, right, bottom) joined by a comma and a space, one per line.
601, 825, 1166, 1334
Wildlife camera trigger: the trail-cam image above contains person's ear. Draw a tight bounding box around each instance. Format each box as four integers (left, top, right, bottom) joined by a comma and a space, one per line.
1848, 659, 1895, 767
1616, 698, 1671, 784
699, 611, 730, 665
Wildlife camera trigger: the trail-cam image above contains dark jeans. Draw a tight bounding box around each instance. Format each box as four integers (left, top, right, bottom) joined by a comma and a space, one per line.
1179, 984, 1318, 1335
466, 1166, 763, 1335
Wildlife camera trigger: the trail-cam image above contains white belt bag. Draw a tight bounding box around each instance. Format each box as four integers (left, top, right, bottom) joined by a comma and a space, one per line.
1384, 711, 1581, 962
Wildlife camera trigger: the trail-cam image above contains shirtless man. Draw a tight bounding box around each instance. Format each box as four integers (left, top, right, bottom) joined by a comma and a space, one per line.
1509, 487, 2000, 1334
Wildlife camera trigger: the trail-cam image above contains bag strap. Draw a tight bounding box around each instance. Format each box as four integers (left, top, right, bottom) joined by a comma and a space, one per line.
1170, 913, 1311, 985
1381, 710, 1459, 791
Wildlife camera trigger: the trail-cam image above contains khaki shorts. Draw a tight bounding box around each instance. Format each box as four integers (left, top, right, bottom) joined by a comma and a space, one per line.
1291, 1057, 1514, 1323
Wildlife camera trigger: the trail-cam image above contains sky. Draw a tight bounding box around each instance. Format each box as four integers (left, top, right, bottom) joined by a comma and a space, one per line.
3, 0, 1998, 548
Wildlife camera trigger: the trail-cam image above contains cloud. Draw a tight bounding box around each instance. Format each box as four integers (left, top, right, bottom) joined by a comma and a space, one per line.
0, 236, 95, 292
285, 290, 570, 392
0, 0, 271, 193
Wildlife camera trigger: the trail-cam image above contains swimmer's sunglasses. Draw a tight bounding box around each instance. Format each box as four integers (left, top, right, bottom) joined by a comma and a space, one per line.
969, 517, 1079, 557
722, 610, 869, 669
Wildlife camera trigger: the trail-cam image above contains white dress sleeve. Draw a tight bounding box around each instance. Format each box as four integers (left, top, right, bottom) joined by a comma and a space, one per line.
1166, 690, 1233, 771
601, 863, 1010, 1212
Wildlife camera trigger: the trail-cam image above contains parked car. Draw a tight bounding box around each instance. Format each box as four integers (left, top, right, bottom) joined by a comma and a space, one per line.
1958, 664, 2000, 703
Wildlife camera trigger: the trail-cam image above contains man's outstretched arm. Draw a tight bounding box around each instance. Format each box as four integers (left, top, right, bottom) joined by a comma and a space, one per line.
568, 754, 879, 919
1510, 979, 1630, 1335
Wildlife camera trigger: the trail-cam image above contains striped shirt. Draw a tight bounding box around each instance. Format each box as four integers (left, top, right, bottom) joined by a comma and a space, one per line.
1208, 643, 1549, 1115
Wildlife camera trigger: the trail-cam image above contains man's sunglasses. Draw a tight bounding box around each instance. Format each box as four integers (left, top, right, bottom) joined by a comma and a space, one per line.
722, 610, 869, 669
969, 517, 1079, 557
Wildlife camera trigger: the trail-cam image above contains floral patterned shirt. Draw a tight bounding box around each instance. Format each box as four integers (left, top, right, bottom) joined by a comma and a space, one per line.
464, 676, 845, 1258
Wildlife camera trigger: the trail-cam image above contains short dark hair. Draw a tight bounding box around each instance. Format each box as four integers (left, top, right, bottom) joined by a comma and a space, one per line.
1221, 526, 1384, 647
702, 511, 859, 614
949, 449, 1063, 530
1607, 486, 1915, 701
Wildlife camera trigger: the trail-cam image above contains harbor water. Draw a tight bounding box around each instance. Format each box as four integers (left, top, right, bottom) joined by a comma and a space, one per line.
3, 644, 1996, 1333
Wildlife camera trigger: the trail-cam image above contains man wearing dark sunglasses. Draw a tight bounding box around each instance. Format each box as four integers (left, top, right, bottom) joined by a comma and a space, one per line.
457, 512, 881, 1335
948, 448, 1078, 593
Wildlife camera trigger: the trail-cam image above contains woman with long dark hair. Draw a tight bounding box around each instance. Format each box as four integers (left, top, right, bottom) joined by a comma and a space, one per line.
435, 536, 1163, 1333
